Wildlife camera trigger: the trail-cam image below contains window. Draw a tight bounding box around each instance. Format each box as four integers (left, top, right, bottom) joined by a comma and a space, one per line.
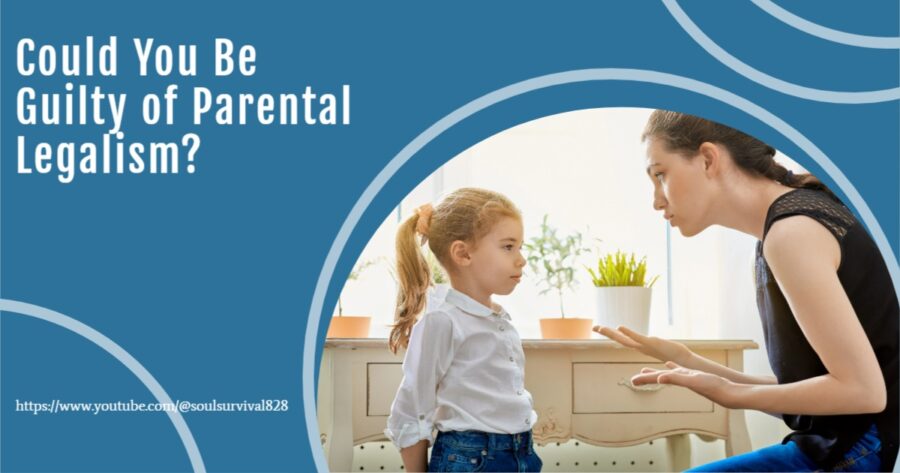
339, 108, 806, 340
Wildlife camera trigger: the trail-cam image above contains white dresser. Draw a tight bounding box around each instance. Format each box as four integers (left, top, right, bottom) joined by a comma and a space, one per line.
317, 339, 758, 472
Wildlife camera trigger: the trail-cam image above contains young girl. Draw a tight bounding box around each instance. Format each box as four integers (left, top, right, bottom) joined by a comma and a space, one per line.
384, 187, 542, 473
596, 111, 898, 471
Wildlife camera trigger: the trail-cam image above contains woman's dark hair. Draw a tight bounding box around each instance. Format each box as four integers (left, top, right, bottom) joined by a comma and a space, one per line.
642, 110, 838, 201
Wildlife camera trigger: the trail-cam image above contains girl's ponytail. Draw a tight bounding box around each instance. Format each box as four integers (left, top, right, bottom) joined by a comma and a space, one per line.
387, 189, 520, 353
389, 206, 433, 354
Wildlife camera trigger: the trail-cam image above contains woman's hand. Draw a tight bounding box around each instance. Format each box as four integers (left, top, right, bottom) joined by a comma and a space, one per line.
632, 362, 739, 408
593, 325, 694, 366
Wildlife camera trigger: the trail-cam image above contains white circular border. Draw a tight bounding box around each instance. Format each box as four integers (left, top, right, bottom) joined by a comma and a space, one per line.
304, 68, 900, 472
1, 299, 206, 472
663, 0, 900, 103
750, 0, 900, 49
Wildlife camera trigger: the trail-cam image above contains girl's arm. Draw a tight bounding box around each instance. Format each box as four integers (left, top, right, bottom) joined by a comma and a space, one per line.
633, 216, 887, 415
400, 440, 429, 473
385, 311, 455, 470
594, 326, 777, 385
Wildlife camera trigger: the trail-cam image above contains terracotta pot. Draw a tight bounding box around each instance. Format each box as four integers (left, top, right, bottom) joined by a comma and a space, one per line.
539, 318, 593, 339
326, 316, 372, 338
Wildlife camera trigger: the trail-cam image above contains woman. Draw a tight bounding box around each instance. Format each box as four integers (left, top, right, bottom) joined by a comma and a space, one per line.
595, 110, 898, 471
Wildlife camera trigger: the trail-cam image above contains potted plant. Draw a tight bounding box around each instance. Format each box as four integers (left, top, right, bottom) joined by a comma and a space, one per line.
524, 215, 593, 339
327, 258, 378, 338
587, 251, 659, 334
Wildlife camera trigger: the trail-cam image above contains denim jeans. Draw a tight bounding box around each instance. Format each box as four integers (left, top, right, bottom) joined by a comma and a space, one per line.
688, 424, 881, 472
428, 430, 543, 472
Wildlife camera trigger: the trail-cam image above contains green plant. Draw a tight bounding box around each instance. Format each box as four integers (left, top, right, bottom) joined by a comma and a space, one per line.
339, 258, 379, 316
523, 215, 588, 318
587, 251, 659, 288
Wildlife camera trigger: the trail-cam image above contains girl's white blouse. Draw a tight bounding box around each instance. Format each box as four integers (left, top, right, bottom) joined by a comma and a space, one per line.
384, 288, 538, 449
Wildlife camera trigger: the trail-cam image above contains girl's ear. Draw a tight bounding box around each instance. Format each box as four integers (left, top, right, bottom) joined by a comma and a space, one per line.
449, 240, 472, 267
698, 142, 722, 178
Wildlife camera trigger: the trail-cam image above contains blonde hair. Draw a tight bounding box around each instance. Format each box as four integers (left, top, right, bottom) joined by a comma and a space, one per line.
388, 187, 521, 353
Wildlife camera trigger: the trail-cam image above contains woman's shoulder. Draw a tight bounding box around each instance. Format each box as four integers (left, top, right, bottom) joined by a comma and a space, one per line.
763, 214, 842, 272
764, 188, 855, 242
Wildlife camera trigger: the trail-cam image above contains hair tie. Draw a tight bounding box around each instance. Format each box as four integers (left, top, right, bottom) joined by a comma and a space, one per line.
785, 169, 794, 182
415, 204, 434, 245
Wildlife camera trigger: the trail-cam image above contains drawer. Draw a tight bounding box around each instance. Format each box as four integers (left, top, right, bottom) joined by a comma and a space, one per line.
367, 363, 403, 416
572, 363, 713, 414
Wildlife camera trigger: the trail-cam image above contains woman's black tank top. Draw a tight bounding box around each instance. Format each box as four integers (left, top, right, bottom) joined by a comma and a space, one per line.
755, 188, 899, 470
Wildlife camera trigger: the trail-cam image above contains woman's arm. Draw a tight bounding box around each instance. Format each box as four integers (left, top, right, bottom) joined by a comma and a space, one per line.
594, 326, 776, 385
748, 216, 885, 413
686, 351, 777, 385
633, 216, 887, 415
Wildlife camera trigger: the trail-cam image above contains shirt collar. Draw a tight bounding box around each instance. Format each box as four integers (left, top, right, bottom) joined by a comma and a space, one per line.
444, 287, 511, 320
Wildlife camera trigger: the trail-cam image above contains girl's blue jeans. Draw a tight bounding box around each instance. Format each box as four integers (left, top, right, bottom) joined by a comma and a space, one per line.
428, 430, 543, 472
688, 424, 881, 472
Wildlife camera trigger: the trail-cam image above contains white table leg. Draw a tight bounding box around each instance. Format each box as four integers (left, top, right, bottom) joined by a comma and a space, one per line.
328, 350, 354, 472
725, 350, 752, 457
317, 350, 334, 462
667, 433, 692, 471
726, 409, 752, 456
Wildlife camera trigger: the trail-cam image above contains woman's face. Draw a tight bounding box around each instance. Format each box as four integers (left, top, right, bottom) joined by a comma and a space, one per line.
645, 138, 714, 237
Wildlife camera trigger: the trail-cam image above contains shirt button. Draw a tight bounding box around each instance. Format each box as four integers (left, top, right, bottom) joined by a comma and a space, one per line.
481, 450, 488, 456
509, 356, 514, 362
470, 459, 478, 464
525, 418, 531, 425
499, 325, 505, 331
418, 414, 425, 420
517, 390, 523, 395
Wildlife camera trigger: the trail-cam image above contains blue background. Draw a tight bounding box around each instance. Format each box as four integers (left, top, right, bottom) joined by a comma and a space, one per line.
2, 1, 898, 471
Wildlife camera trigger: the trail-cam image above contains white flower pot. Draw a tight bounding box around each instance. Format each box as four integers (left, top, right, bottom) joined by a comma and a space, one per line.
594, 287, 652, 334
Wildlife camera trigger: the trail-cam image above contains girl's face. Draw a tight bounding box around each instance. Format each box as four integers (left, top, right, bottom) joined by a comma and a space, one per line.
467, 216, 527, 296
645, 138, 714, 237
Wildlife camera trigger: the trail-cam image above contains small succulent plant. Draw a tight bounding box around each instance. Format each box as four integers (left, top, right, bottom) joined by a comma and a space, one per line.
587, 251, 659, 288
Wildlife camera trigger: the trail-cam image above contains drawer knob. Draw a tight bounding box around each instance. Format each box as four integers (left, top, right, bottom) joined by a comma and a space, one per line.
618, 378, 667, 392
